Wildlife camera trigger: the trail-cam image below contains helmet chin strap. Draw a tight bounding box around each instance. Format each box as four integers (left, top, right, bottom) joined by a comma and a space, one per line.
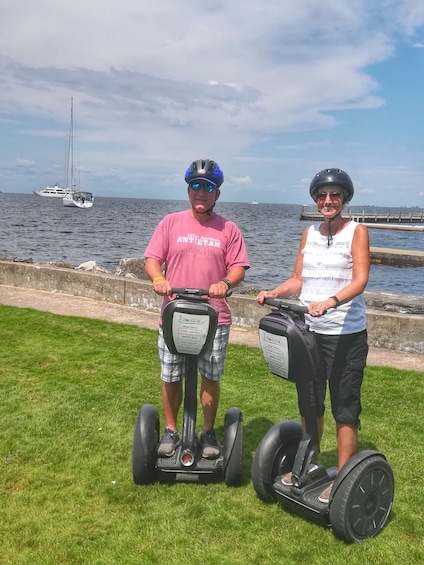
327, 209, 343, 247
206, 202, 216, 215
327, 218, 333, 247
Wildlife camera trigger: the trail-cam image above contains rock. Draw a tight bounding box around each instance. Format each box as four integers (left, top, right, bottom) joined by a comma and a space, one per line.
0, 254, 33, 263
112, 257, 149, 280
364, 290, 424, 314
76, 261, 111, 274
38, 261, 73, 269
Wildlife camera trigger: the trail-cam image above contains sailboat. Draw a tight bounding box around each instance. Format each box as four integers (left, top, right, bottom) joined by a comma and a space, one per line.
62, 98, 94, 209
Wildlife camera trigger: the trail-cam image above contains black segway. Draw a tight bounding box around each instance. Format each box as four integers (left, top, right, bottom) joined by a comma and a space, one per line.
251, 299, 394, 543
132, 288, 243, 486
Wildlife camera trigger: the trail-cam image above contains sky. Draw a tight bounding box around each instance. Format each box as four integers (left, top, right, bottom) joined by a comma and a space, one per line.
1, 0, 424, 206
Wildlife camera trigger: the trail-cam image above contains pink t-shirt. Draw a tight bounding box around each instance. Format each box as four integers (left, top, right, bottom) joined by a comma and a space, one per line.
144, 210, 250, 325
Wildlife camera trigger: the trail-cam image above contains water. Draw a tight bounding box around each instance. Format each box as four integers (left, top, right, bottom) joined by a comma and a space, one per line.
1, 193, 423, 295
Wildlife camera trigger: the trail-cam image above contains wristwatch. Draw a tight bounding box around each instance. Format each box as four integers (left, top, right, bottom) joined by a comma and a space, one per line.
222, 278, 232, 290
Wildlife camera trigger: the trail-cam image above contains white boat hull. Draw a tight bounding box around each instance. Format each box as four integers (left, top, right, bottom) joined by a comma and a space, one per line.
63, 191, 94, 208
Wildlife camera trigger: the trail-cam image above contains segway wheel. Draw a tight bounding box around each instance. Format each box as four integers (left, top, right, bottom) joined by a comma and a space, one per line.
251, 421, 302, 503
132, 404, 160, 485
329, 454, 394, 543
223, 407, 243, 487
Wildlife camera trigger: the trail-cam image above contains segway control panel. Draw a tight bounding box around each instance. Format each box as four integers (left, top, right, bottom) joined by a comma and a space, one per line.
162, 288, 218, 356
258, 299, 318, 383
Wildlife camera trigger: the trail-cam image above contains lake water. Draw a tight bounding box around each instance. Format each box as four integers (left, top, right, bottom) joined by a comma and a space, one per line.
1, 192, 423, 295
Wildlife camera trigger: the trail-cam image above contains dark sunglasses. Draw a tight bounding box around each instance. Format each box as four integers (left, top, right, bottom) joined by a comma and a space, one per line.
189, 182, 216, 193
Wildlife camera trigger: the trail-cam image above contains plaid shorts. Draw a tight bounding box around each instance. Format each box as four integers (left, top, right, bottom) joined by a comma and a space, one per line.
158, 325, 230, 383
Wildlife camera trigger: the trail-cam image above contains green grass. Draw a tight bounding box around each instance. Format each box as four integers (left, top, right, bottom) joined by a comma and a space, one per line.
0, 305, 423, 564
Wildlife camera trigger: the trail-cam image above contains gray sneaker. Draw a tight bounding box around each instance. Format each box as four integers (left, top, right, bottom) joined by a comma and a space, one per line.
281, 472, 293, 485
200, 428, 221, 459
157, 428, 181, 457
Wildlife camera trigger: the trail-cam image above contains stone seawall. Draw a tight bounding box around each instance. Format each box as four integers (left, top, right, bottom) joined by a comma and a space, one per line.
1, 260, 423, 355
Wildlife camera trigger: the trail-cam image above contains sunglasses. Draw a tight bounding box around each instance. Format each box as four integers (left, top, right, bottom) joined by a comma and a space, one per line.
317, 191, 342, 202
189, 182, 216, 193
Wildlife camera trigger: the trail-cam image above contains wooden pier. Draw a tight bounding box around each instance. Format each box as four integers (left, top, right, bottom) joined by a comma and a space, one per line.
298, 207, 424, 265
300, 207, 424, 225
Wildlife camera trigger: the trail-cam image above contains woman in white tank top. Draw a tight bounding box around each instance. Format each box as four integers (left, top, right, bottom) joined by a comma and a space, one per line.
256, 168, 370, 504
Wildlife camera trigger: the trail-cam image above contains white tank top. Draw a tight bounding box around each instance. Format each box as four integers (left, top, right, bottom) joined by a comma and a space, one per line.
299, 221, 367, 335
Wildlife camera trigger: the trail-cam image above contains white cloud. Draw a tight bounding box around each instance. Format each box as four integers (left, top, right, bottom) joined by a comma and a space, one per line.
0, 0, 424, 205
231, 176, 253, 185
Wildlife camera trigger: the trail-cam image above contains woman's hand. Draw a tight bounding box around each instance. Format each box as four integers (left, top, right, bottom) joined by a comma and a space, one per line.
256, 290, 278, 304
308, 298, 335, 316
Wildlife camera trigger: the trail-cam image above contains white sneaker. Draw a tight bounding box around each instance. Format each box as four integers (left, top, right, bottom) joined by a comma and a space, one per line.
318, 481, 334, 503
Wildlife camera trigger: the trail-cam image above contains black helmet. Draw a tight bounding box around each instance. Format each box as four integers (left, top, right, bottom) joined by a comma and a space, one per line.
309, 168, 354, 202
184, 159, 224, 188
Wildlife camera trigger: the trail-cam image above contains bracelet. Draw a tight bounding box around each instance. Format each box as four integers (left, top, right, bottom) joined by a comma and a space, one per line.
222, 278, 232, 290
331, 295, 341, 308
152, 276, 165, 284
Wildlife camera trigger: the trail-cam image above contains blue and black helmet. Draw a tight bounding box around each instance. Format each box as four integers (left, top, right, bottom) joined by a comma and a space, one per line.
309, 168, 354, 203
184, 159, 224, 188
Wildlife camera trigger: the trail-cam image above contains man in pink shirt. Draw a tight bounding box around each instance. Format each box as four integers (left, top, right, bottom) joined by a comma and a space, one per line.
144, 159, 250, 458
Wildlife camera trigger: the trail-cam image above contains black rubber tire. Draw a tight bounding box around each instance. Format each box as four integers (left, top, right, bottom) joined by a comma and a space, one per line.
132, 404, 160, 485
223, 407, 243, 487
329, 454, 394, 542
251, 420, 302, 503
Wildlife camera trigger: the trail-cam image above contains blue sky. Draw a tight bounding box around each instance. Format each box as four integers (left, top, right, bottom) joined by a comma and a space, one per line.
1, 0, 424, 206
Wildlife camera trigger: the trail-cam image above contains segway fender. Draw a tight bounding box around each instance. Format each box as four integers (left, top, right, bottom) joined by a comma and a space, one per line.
329, 451, 394, 542
331, 450, 386, 500
132, 404, 160, 485
263, 420, 302, 458
223, 407, 244, 487
223, 407, 243, 446
252, 420, 302, 502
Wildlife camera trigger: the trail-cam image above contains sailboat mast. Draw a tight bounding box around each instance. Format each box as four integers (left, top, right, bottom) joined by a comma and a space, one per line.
66, 98, 75, 191
70, 98, 74, 190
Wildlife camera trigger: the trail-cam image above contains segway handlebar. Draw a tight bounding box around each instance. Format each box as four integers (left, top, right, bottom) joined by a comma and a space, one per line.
263, 298, 309, 315
171, 288, 232, 297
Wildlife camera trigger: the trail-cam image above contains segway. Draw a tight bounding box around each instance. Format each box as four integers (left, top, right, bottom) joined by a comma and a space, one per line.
132, 288, 243, 486
251, 299, 394, 543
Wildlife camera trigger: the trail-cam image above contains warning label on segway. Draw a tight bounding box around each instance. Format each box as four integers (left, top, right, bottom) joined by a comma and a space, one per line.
259, 329, 289, 379
172, 313, 210, 355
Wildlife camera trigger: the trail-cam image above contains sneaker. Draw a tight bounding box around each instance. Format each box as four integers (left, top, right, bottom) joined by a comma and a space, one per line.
200, 428, 221, 459
157, 428, 181, 457
281, 472, 293, 486
281, 464, 318, 486
318, 481, 334, 504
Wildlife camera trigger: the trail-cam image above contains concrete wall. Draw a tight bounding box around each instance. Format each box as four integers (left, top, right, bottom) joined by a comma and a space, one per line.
1, 260, 423, 355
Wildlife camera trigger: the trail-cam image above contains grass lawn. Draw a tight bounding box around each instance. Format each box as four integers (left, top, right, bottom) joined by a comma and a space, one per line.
0, 305, 423, 564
